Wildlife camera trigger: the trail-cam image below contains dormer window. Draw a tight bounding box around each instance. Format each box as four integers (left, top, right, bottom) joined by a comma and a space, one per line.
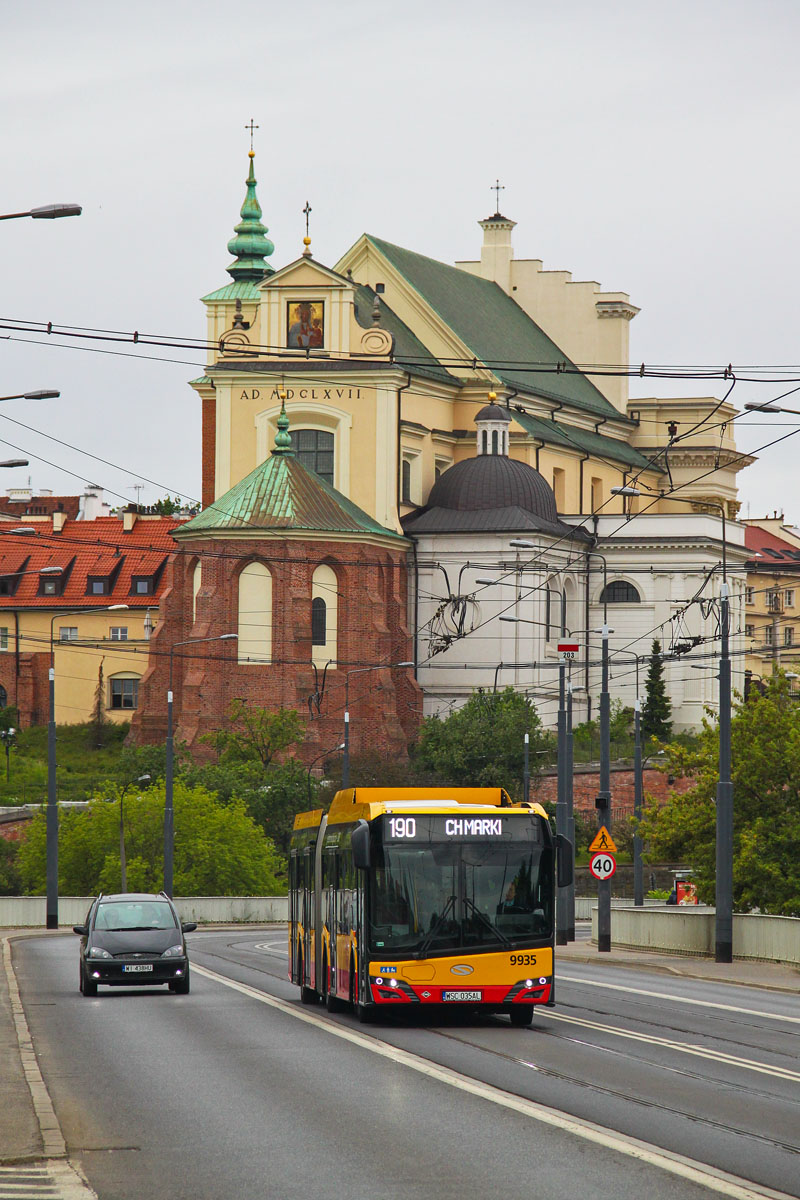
87, 577, 109, 596
39, 567, 66, 597
132, 577, 153, 595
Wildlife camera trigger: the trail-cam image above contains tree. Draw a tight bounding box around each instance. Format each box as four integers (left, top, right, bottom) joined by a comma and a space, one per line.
638, 672, 800, 915
411, 688, 553, 796
16, 781, 286, 897
200, 701, 304, 768
87, 663, 111, 749
642, 639, 672, 741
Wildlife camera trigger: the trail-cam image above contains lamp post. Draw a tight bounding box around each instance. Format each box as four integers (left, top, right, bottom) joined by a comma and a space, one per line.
341, 661, 414, 789
0, 727, 16, 782
165, 634, 238, 897
118, 774, 151, 892
0, 205, 81, 221
613, 484, 733, 961
46, 603, 128, 929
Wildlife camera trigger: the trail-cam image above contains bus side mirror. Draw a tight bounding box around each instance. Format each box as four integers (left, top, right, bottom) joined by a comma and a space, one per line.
351, 820, 371, 871
555, 834, 573, 888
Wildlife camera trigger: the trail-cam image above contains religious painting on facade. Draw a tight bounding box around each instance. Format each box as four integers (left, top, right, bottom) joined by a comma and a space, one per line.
286, 300, 324, 349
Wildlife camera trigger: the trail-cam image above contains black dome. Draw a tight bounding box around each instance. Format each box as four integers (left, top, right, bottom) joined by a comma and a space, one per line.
427, 455, 558, 522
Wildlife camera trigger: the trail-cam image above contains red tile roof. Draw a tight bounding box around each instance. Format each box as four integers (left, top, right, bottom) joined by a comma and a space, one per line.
745, 524, 800, 568
0, 516, 182, 609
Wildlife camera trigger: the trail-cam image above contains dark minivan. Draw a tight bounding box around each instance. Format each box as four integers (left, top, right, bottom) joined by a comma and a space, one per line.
73, 892, 197, 996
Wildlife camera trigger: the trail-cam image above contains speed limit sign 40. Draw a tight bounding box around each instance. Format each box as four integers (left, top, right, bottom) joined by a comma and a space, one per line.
590, 852, 616, 880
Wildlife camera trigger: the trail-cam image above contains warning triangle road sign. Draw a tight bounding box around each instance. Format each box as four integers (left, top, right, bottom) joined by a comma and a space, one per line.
588, 825, 618, 854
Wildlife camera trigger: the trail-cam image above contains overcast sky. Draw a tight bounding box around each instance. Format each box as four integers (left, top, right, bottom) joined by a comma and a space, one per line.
1, 0, 798, 520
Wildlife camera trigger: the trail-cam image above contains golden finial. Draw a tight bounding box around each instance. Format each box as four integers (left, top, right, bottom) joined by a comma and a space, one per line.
488, 391, 497, 402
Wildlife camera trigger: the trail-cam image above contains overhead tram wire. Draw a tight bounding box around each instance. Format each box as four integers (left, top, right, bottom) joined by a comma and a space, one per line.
4, 315, 800, 381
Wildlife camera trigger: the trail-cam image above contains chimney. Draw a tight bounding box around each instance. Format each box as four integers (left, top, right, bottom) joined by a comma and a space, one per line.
52, 512, 67, 534
123, 510, 138, 533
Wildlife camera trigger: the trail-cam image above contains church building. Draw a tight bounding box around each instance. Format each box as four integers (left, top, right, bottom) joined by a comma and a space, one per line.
132, 147, 750, 755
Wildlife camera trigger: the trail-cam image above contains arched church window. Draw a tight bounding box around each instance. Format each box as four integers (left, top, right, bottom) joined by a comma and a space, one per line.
289, 429, 334, 485
192, 561, 202, 625
481, 430, 488, 455
238, 562, 272, 663
312, 564, 338, 667
491, 430, 498, 455
401, 459, 411, 503
600, 580, 641, 604
311, 597, 327, 645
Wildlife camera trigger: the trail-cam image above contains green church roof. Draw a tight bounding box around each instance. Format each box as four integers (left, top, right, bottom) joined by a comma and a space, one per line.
365, 235, 627, 422
512, 410, 661, 472
177, 409, 405, 541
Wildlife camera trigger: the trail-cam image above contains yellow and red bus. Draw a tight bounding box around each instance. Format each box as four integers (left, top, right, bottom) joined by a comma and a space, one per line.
289, 787, 572, 1026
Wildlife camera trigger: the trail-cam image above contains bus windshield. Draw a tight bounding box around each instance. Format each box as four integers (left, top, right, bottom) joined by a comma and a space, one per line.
369, 838, 553, 955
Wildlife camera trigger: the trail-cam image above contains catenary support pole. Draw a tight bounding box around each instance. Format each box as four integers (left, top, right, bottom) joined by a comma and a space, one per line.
716, 581, 733, 962
164, 687, 174, 897
597, 625, 612, 952
566, 679, 575, 940
556, 662, 568, 945
634, 697, 644, 907
46, 667, 58, 929
523, 731, 530, 803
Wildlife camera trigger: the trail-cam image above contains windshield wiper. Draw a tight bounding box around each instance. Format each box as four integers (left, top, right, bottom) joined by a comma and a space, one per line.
463, 897, 512, 947
415, 894, 456, 958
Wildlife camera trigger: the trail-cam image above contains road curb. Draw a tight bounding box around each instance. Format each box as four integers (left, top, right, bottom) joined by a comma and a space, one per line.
2, 936, 66, 1159
557, 949, 800, 994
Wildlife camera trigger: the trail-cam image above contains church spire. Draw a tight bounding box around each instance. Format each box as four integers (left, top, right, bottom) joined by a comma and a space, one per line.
272, 398, 295, 456
226, 149, 275, 281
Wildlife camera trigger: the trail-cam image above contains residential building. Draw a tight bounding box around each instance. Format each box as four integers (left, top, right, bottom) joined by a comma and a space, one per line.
743, 520, 800, 688
0, 511, 182, 724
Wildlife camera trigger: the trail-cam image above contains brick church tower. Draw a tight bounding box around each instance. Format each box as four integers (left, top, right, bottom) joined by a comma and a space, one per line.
132, 403, 419, 762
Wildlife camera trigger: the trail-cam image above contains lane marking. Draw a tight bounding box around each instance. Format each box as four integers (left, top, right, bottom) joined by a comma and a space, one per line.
0, 1162, 97, 1199
557, 975, 800, 1026
540, 1011, 800, 1084
192, 962, 795, 1200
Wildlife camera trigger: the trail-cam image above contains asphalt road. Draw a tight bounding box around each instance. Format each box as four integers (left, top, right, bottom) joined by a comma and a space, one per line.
12, 930, 800, 1200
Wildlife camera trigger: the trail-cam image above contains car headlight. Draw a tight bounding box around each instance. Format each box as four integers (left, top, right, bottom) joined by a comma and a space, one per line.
161, 945, 185, 958
87, 947, 112, 960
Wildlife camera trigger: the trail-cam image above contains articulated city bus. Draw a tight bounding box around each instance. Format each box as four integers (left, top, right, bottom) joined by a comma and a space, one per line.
289, 787, 572, 1026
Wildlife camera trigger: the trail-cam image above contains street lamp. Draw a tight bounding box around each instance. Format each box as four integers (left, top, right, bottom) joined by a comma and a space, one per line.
341, 661, 414, 789
0, 205, 81, 221
46, 603, 128, 929
0, 390, 60, 402
612, 484, 733, 961
165, 634, 238, 897
0, 727, 16, 782
307, 743, 345, 803
118, 775, 151, 891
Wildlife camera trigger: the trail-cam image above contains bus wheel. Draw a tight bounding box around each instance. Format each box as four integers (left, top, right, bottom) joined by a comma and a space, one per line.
324, 957, 345, 1013
508, 1006, 534, 1028
298, 951, 319, 1005
355, 1001, 375, 1024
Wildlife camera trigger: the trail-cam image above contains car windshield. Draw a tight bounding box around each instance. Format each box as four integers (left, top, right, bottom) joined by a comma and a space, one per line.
370, 839, 553, 954
94, 901, 177, 931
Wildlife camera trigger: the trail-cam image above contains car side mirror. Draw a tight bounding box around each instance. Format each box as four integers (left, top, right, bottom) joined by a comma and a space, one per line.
351, 820, 371, 871
555, 834, 573, 888
181, 922, 197, 933
72, 925, 88, 936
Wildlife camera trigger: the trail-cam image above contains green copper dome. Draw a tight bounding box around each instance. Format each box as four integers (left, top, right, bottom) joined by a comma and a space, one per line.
226, 151, 275, 281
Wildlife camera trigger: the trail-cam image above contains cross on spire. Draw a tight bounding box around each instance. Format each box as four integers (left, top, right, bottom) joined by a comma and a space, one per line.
245, 118, 259, 152
302, 200, 312, 237
491, 178, 505, 214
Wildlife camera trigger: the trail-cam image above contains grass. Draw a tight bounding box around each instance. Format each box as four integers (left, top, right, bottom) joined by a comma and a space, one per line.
0, 723, 129, 806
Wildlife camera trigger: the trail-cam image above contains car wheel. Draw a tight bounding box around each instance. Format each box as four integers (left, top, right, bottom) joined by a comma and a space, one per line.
508, 1006, 533, 1027
82, 967, 97, 997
